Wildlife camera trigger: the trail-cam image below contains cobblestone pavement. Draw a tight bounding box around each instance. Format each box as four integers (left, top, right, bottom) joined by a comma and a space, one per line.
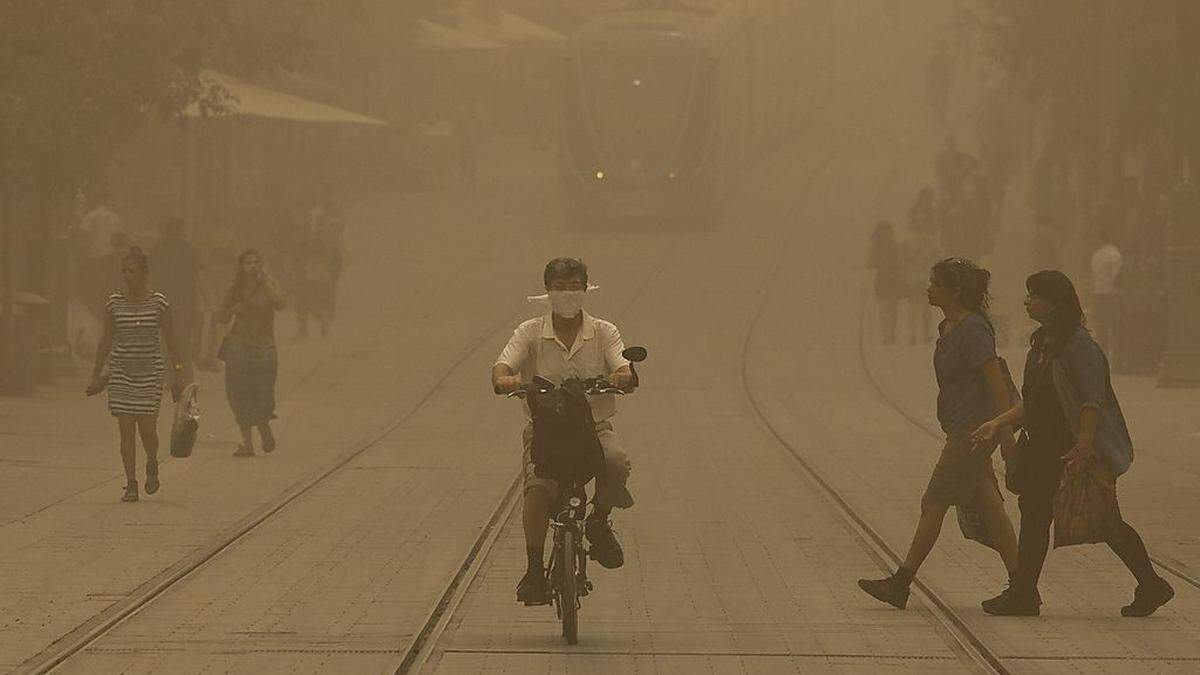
6, 1, 1198, 674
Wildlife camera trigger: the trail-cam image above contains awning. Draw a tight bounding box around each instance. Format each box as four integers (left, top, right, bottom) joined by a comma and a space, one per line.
186, 70, 386, 126
454, 8, 568, 46
417, 19, 508, 51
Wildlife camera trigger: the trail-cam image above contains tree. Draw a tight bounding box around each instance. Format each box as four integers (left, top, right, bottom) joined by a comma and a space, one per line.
0, 0, 312, 200
0, 0, 309, 388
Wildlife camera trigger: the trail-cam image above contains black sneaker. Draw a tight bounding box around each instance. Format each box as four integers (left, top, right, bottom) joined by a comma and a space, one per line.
585, 516, 624, 569
982, 587, 1041, 616
1122, 578, 1174, 617
857, 575, 910, 609
516, 569, 550, 606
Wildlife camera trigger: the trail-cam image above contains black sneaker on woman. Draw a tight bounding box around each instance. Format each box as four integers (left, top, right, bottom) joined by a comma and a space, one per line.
857, 574, 910, 609
1122, 578, 1174, 617
981, 586, 1040, 616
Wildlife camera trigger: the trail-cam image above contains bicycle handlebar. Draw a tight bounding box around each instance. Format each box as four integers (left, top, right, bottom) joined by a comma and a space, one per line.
505, 377, 628, 399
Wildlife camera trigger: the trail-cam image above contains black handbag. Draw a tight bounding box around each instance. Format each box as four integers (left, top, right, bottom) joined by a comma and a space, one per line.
1005, 430, 1031, 495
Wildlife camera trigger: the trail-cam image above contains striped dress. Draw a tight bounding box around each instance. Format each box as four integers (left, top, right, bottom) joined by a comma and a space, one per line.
105, 291, 169, 416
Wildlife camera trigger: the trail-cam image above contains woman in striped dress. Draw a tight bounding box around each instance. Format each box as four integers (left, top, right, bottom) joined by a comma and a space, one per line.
88, 246, 189, 502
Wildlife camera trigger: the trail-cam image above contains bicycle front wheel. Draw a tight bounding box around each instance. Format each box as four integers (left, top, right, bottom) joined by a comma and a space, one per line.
558, 529, 579, 644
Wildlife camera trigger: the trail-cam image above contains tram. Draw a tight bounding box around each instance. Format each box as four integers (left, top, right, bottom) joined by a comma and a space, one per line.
558, 0, 833, 226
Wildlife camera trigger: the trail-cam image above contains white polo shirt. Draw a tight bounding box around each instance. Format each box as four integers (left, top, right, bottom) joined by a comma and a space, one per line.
495, 311, 631, 422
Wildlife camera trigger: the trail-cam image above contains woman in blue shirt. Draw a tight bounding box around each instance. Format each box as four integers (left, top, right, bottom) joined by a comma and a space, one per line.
859, 258, 1019, 609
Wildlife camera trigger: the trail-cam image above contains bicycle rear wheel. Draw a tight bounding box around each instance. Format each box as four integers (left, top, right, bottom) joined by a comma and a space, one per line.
558, 529, 579, 644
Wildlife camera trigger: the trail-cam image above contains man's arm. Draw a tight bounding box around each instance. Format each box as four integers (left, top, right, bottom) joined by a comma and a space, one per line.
599, 320, 634, 389
610, 365, 635, 391
491, 363, 523, 395
492, 322, 532, 395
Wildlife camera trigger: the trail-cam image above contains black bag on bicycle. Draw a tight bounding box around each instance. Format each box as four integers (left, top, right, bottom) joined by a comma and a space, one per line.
528, 380, 605, 489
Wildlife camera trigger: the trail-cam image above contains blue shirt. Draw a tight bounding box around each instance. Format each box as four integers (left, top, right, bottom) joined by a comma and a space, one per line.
934, 312, 999, 435
1049, 327, 1134, 474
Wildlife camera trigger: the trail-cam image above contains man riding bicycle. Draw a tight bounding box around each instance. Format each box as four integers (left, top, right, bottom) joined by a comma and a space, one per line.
492, 257, 636, 605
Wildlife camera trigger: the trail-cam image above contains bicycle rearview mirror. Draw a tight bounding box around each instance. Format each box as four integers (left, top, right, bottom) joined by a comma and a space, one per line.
622, 346, 647, 363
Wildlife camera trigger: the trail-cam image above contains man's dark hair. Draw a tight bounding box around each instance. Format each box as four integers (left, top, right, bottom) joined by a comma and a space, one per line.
543, 257, 588, 287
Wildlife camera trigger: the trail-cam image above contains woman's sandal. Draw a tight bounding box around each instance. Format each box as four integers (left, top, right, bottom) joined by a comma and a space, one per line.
233, 444, 255, 457
145, 461, 160, 495
122, 481, 139, 502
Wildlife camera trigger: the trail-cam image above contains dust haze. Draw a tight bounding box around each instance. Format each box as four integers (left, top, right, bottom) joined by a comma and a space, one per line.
2, 1, 1197, 672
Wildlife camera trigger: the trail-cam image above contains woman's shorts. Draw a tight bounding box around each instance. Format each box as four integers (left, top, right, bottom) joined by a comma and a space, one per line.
923, 434, 1000, 507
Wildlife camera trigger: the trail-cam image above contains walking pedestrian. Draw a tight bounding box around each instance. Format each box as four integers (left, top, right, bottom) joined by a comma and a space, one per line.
197, 219, 239, 371
318, 201, 349, 321
294, 220, 334, 339
867, 220, 903, 345
900, 219, 941, 345
935, 134, 977, 202
1090, 227, 1123, 362
218, 250, 287, 457
858, 258, 1018, 608
1028, 163, 1075, 271
907, 187, 938, 233
974, 271, 1174, 617
151, 218, 201, 369
73, 189, 123, 324
86, 246, 189, 502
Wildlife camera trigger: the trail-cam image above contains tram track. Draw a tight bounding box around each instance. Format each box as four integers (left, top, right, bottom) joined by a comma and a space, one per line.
854, 290, 1200, 594
18, 295, 530, 675
19, 231, 689, 675
2, 210, 496, 531
391, 233, 689, 674
387, 93, 1006, 675
731, 145, 1012, 673
392, 144, 915, 674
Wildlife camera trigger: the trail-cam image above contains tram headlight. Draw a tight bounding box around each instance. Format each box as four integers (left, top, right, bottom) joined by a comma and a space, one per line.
595, 170, 605, 181
667, 171, 676, 179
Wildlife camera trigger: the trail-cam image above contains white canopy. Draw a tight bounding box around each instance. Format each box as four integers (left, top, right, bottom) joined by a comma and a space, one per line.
416, 19, 509, 50
454, 8, 568, 46
187, 70, 386, 126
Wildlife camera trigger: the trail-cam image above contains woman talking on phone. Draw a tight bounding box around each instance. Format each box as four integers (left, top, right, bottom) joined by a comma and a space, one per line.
219, 250, 287, 457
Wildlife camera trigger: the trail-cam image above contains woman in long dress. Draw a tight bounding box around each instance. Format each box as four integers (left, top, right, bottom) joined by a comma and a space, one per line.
88, 246, 189, 502
219, 250, 287, 456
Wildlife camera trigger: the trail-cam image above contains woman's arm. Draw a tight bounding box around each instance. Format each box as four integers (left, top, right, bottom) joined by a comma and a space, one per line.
971, 359, 1020, 446
1062, 406, 1100, 466
981, 358, 1011, 417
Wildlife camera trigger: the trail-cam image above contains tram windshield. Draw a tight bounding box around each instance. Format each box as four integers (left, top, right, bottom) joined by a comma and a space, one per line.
576, 37, 702, 179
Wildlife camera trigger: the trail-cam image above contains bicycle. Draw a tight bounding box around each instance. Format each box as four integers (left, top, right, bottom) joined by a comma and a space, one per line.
507, 347, 646, 644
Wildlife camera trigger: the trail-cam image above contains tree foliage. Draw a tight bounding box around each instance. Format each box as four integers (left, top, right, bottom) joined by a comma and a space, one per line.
968, 0, 1194, 152
0, 0, 309, 198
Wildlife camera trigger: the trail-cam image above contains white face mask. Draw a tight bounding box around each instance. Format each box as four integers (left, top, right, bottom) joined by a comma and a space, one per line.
548, 290, 586, 318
